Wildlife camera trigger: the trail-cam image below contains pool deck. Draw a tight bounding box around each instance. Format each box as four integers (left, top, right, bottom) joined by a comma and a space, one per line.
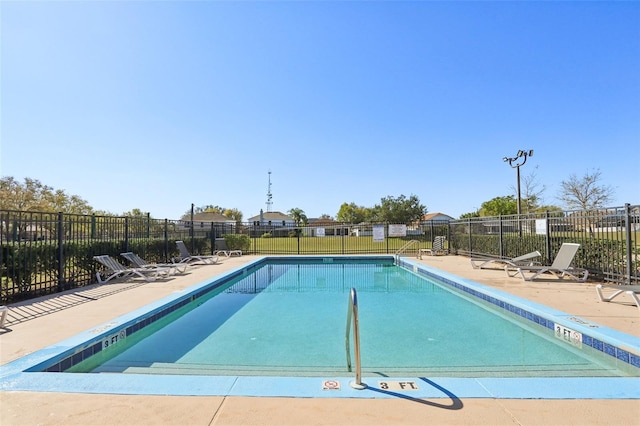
1, 254, 639, 425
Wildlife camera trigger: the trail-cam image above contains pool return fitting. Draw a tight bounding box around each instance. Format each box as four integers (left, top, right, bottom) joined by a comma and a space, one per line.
346, 288, 365, 389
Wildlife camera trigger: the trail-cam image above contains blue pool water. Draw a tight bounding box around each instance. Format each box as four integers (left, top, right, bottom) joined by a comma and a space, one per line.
71, 258, 637, 378
2, 256, 638, 398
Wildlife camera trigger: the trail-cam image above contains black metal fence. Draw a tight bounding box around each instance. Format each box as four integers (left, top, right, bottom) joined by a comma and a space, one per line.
1, 203, 637, 303
449, 203, 639, 285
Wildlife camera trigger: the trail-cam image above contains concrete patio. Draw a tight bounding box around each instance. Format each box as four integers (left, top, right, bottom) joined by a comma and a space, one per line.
1, 254, 638, 425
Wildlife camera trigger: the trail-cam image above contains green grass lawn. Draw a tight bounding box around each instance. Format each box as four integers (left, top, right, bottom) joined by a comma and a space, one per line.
248, 236, 439, 254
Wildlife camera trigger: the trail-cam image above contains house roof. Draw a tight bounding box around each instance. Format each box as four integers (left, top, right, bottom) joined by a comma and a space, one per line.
247, 211, 295, 221
307, 217, 339, 226
422, 212, 455, 221
185, 212, 234, 222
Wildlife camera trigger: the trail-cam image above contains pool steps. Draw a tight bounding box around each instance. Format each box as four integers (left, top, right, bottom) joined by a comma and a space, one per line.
109, 362, 621, 378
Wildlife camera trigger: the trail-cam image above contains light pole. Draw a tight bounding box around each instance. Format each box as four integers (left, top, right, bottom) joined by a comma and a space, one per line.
503, 149, 534, 215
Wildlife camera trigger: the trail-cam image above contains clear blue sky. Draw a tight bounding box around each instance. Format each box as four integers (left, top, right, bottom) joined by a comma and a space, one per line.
1, 1, 639, 220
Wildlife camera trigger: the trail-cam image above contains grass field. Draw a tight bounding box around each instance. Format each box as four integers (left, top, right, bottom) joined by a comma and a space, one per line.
248, 236, 440, 255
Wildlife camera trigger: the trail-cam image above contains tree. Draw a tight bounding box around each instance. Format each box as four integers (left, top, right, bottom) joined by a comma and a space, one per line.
122, 208, 148, 217
519, 168, 546, 214
223, 208, 243, 223
184, 205, 242, 219
0, 176, 92, 213
459, 211, 480, 219
558, 169, 614, 210
371, 194, 426, 223
188, 205, 224, 215
532, 204, 564, 215
287, 208, 308, 226
479, 196, 518, 216
336, 202, 369, 223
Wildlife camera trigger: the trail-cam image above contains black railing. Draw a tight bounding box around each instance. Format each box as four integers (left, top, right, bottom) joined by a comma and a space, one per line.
1, 204, 637, 303
449, 203, 639, 285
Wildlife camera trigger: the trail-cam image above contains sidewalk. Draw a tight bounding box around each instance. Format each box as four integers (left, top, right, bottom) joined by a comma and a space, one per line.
1, 255, 638, 425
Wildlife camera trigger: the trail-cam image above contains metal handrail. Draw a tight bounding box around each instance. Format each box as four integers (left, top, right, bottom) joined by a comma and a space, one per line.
395, 239, 419, 260
345, 288, 365, 389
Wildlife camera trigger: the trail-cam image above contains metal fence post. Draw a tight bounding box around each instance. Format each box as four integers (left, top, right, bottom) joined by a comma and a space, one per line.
386, 224, 389, 254
253, 222, 257, 254
190, 203, 195, 253
430, 221, 435, 244
467, 218, 472, 254
12, 218, 18, 241
0, 213, 3, 279
625, 203, 633, 285
498, 215, 504, 258
124, 216, 130, 253
57, 212, 64, 292
545, 211, 551, 263
214, 222, 217, 254
164, 219, 169, 263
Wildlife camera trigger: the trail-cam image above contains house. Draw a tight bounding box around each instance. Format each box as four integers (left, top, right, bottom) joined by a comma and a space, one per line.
421, 212, 456, 222
176, 212, 237, 236
246, 210, 296, 237
247, 210, 296, 227
403, 212, 456, 235
304, 217, 349, 237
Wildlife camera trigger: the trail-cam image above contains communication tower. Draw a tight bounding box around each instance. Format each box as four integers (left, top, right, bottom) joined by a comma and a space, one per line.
266, 170, 273, 212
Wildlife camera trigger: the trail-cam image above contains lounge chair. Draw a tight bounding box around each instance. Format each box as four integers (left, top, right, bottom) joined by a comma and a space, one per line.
93, 255, 170, 284
174, 241, 218, 265
596, 284, 640, 310
470, 250, 542, 270
505, 243, 589, 282
121, 252, 189, 275
418, 236, 447, 259
214, 239, 242, 257
0, 306, 8, 329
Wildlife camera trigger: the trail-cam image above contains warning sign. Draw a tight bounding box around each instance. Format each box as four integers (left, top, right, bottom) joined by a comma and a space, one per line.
322, 380, 341, 390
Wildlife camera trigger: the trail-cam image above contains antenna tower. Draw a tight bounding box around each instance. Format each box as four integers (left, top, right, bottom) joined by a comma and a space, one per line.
266, 170, 273, 212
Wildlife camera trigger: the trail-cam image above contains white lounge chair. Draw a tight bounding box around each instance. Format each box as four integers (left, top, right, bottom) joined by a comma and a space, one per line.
121, 252, 189, 275
471, 250, 542, 270
418, 236, 447, 259
214, 239, 242, 257
93, 255, 170, 284
174, 241, 218, 265
596, 284, 640, 310
506, 243, 589, 282
0, 306, 8, 329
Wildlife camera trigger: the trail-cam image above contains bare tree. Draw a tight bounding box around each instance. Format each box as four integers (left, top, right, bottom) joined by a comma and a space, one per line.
558, 169, 614, 210
510, 167, 547, 213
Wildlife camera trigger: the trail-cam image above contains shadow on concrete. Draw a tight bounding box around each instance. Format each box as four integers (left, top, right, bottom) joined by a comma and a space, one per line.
1, 280, 155, 328
363, 377, 464, 410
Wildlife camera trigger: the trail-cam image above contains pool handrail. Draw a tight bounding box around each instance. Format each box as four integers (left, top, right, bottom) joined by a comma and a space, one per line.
395, 240, 419, 261
345, 287, 365, 389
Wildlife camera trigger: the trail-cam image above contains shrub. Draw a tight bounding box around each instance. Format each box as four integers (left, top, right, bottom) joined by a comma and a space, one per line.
223, 234, 251, 251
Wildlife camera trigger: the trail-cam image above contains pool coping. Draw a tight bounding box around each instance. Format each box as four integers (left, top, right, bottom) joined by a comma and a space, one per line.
1, 255, 639, 399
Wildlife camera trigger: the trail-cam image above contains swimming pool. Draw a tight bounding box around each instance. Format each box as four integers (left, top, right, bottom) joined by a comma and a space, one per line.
1, 256, 639, 398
